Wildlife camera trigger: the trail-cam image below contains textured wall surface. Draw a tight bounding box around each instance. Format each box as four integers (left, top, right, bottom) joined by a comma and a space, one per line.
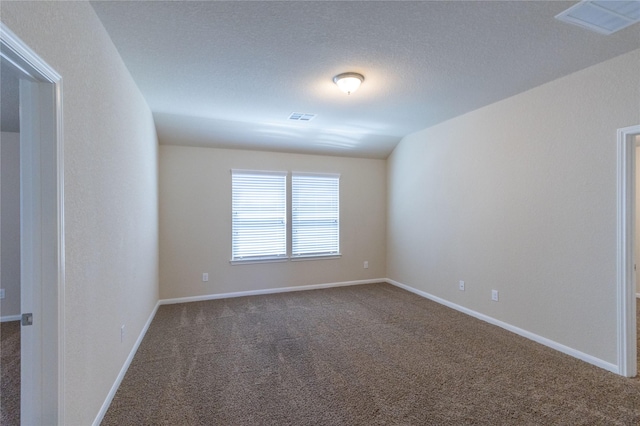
1, 132, 20, 317
159, 146, 386, 299
387, 49, 640, 365
0, 2, 159, 424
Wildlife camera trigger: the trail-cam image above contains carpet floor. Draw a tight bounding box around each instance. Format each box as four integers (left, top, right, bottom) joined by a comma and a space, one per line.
0, 320, 20, 426
102, 283, 640, 425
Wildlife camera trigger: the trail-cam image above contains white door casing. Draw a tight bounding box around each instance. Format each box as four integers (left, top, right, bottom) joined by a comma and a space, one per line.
616, 124, 640, 378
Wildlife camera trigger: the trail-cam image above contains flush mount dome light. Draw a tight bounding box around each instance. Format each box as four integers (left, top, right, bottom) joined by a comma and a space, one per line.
333, 72, 364, 95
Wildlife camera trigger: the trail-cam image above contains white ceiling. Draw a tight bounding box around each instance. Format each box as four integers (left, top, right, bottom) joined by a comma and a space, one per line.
88, 1, 640, 159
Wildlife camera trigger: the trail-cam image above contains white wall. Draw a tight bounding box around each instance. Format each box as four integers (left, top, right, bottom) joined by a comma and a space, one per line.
387, 49, 640, 366
0, 132, 20, 318
0, 2, 159, 424
159, 146, 386, 299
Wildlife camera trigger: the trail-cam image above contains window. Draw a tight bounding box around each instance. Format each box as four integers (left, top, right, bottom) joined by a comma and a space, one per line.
231, 170, 340, 263
292, 173, 340, 258
231, 170, 287, 262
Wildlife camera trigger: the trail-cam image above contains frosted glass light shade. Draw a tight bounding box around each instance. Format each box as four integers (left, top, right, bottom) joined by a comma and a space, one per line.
333, 72, 364, 95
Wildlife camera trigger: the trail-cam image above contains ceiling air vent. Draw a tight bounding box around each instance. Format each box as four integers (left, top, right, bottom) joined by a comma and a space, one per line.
555, 1, 640, 35
288, 112, 316, 122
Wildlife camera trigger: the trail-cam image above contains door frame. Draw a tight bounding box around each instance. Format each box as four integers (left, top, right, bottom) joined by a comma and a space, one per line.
616, 124, 640, 378
1, 23, 65, 423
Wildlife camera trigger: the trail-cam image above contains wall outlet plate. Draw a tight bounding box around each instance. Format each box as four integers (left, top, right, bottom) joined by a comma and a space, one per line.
491, 290, 499, 301
459, 281, 465, 291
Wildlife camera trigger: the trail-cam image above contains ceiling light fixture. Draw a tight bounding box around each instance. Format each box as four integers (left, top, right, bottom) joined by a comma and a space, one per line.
333, 72, 364, 95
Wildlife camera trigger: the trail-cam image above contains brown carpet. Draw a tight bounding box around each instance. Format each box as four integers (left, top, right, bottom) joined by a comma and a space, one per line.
101, 283, 640, 425
0, 320, 20, 426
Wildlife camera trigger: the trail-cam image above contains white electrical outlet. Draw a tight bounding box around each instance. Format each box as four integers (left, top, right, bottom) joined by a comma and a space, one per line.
202, 273, 209, 282
491, 290, 499, 301
120, 325, 125, 343
459, 281, 465, 291
364, 261, 369, 269
0, 289, 5, 299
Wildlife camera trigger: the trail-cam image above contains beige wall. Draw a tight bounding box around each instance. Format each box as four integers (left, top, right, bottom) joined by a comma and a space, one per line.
387, 49, 640, 365
0, 2, 159, 424
159, 146, 386, 299
1, 132, 20, 318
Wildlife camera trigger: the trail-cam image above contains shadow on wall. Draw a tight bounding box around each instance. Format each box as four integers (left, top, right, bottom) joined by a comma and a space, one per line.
1, 131, 21, 319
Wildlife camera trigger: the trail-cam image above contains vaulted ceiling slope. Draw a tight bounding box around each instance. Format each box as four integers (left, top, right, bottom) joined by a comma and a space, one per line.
90, 1, 640, 159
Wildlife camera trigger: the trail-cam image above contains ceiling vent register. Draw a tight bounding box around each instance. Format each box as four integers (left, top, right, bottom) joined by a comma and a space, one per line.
288, 112, 316, 121
555, 1, 640, 35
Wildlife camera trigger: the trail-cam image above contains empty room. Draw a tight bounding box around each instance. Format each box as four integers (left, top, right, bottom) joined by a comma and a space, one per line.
1, 1, 640, 425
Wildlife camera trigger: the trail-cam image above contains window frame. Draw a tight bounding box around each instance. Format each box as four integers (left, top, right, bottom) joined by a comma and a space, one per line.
230, 169, 341, 264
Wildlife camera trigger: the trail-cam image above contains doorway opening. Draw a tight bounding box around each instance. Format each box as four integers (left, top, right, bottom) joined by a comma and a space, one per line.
1, 23, 65, 424
616, 124, 640, 378
1, 49, 26, 426
634, 134, 640, 376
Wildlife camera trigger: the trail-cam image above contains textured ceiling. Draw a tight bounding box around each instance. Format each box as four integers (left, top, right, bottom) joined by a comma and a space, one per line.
89, 1, 640, 159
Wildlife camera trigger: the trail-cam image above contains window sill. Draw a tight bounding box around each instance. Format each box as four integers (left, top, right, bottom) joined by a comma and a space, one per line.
291, 254, 342, 262
230, 254, 342, 265
230, 257, 288, 265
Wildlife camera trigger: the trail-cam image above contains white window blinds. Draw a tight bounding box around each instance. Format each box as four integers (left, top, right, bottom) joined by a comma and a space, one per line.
291, 173, 340, 258
231, 170, 287, 261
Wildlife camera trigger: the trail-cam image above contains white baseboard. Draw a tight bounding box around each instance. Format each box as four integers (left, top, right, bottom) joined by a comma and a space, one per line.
95, 277, 617, 424
385, 278, 619, 375
0, 314, 21, 322
92, 301, 161, 426
160, 278, 385, 305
